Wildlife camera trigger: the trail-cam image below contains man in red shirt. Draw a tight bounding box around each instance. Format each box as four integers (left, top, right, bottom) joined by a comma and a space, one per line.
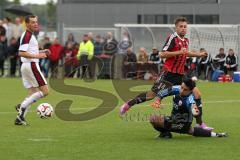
49, 37, 63, 78
120, 17, 213, 132
63, 42, 78, 77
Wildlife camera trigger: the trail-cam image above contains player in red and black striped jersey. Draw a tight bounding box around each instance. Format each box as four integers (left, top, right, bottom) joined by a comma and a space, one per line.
120, 17, 213, 131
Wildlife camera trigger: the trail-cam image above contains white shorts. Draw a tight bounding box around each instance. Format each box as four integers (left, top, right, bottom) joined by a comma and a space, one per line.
21, 62, 47, 89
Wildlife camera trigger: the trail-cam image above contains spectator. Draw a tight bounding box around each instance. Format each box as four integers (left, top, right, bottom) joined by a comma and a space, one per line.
148, 47, 161, 74
119, 31, 132, 54
101, 32, 119, 79
49, 37, 64, 78
94, 35, 104, 57
104, 32, 118, 56
138, 47, 148, 63
0, 20, 6, 37
183, 57, 198, 78
65, 33, 77, 47
92, 35, 104, 78
63, 42, 78, 77
3, 17, 14, 45
148, 47, 161, 64
74, 43, 79, 52
224, 49, 238, 76
122, 48, 137, 79
43, 36, 52, 49
213, 48, 226, 71
13, 17, 24, 39
8, 37, 19, 77
0, 36, 7, 77
197, 48, 213, 80
88, 32, 95, 43
77, 34, 94, 79
137, 47, 149, 79
40, 37, 52, 78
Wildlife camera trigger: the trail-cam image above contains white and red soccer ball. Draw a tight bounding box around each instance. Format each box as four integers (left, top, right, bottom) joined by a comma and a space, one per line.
37, 103, 53, 118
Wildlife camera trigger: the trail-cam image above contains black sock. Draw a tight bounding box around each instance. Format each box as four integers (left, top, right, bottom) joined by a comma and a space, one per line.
128, 92, 148, 107
195, 99, 203, 125
193, 127, 211, 137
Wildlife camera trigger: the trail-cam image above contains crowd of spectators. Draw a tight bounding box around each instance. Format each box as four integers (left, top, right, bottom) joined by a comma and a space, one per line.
0, 22, 238, 80
38, 31, 119, 79
0, 16, 24, 77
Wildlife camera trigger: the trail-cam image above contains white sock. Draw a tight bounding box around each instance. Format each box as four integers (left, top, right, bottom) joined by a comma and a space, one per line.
20, 91, 44, 109
211, 132, 217, 137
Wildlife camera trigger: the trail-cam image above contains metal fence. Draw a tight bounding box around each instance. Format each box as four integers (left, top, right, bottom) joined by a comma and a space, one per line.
55, 23, 240, 79
115, 24, 240, 59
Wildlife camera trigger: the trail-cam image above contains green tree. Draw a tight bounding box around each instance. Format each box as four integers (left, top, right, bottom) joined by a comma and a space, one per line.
13, 0, 20, 4
0, 0, 9, 19
46, 0, 56, 29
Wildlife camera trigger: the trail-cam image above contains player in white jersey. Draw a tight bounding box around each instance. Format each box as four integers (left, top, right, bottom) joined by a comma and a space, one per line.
15, 15, 50, 125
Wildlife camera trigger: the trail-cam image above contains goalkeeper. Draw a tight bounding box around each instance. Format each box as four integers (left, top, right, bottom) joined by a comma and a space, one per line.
150, 78, 227, 138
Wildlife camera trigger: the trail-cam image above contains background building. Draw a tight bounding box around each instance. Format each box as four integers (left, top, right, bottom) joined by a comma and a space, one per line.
57, 0, 240, 27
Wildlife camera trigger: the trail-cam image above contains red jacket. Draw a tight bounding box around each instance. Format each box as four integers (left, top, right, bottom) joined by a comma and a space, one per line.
49, 44, 64, 62
63, 48, 78, 66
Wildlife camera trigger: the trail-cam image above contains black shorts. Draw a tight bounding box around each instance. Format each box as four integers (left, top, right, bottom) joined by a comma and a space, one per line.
164, 116, 191, 134
151, 71, 183, 94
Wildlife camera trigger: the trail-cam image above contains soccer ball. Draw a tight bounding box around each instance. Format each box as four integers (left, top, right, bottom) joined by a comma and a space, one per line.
37, 103, 53, 118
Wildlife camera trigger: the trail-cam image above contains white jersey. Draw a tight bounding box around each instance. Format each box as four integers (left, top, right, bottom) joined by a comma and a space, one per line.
19, 30, 39, 63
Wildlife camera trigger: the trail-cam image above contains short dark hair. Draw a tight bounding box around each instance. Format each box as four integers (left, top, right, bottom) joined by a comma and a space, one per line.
25, 15, 37, 24
174, 17, 188, 25
4, 17, 11, 22
183, 78, 196, 91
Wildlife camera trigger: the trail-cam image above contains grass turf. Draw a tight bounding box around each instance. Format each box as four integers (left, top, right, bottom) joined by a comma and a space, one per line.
0, 78, 240, 160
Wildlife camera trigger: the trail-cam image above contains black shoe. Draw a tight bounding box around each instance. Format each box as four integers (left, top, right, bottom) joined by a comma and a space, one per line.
14, 108, 28, 125
216, 133, 228, 137
15, 104, 21, 112
14, 116, 27, 125
157, 132, 173, 139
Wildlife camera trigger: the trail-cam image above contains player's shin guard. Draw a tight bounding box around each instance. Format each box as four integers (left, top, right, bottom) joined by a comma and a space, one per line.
193, 127, 211, 137
128, 92, 147, 107
195, 99, 203, 125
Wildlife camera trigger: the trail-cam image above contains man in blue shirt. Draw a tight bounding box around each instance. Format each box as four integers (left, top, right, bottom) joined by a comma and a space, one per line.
150, 78, 227, 138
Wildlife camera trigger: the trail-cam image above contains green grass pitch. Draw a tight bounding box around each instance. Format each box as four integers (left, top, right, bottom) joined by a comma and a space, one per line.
0, 78, 240, 160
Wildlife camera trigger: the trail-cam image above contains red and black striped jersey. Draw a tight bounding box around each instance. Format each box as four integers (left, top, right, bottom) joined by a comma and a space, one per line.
162, 32, 189, 75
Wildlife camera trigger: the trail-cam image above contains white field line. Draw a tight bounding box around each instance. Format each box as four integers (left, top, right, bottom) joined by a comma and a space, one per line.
27, 138, 57, 142
1, 99, 240, 114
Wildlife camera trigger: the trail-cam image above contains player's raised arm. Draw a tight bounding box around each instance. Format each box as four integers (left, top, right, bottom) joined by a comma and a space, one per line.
160, 48, 187, 59
187, 49, 208, 58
